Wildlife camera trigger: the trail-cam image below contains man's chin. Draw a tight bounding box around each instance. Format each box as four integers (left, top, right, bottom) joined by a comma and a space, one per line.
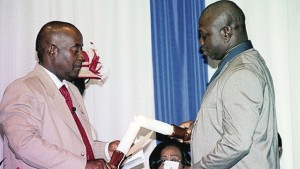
201, 50, 209, 57
67, 72, 80, 81
203, 53, 217, 60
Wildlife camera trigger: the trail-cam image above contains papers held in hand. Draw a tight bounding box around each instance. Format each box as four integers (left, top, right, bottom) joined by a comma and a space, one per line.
134, 115, 190, 141
121, 131, 154, 169
109, 115, 190, 168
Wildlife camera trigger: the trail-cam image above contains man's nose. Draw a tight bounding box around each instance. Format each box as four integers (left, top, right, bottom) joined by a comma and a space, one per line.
199, 38, 204, 46
78, 51, 85, 61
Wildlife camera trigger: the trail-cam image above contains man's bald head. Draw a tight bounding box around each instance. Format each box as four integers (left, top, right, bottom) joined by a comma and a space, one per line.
200, 0, 246, 35
35, 21, 82, 63
198, 0, 248, 60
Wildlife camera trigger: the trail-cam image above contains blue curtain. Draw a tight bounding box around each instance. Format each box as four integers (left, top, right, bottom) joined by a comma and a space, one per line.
150, 0, 207, 126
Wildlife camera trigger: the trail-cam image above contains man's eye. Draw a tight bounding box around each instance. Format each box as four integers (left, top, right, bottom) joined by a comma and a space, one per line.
73, 48, 82, 53
201, 35, 207, 40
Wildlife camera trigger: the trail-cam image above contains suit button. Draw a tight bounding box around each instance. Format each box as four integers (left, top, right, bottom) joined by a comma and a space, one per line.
81, 152, 85, 156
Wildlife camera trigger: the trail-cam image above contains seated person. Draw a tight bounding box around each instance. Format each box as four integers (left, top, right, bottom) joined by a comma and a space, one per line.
149, 138, 191, 169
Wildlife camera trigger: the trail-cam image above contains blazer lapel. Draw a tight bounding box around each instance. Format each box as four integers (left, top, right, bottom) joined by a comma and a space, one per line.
34, 64, 83, 140
68, 84, 95, 145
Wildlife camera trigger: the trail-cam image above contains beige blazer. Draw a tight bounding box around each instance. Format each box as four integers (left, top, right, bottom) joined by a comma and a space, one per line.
0, 64, 107, 169
191, 49, 279, 169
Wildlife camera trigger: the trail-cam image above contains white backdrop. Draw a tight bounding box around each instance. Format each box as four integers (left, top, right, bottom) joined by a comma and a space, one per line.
1, 0, 300, 169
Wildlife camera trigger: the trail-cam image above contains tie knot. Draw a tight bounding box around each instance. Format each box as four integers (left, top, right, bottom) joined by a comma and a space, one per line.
59, 85, 73, 112
60, 84, 67, 91
59, 85, 69, 96
59, 85, 72, 102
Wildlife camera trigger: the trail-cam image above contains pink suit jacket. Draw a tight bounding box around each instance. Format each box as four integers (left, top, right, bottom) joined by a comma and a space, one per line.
0, 64, 107, 169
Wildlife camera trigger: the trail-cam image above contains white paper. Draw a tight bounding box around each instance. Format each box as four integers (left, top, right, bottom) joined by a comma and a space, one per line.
134, 115, 173, 135
121, 149, 144, 169
126, 131, 153, 156
116, 122, 140, 154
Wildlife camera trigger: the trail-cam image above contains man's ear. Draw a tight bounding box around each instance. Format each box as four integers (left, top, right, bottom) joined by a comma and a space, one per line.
48, 44, 57, 59
220, 26, 232, 41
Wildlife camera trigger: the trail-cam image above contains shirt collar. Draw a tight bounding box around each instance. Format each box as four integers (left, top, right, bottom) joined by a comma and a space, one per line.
42, 67, 68, 89
206, 40, 253, 87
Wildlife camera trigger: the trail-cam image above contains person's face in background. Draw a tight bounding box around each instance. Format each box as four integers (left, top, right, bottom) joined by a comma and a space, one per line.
158, 146, 183, 169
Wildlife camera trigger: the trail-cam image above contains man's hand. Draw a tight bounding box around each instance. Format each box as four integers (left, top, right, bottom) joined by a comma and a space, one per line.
178, 120, 194, 143
86, 159, 110, 169
108, 140, 120, 157
179, 120, 194, 130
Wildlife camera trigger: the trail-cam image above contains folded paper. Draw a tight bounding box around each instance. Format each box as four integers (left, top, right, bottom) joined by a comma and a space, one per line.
134, 115, 173, 135
109, 122, 140, 168
134, 115, 190, 141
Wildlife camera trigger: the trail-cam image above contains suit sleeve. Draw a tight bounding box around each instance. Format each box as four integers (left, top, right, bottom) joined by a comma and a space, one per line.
192, 69, 264, 169
0, 81, 87, 169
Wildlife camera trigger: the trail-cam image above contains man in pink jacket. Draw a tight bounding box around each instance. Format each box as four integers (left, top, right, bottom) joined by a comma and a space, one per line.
0, 21, 118, 169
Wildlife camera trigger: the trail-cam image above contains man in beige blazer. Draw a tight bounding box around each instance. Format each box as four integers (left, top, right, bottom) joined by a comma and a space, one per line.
181, 1, 279, 168
0, 21, 118, 169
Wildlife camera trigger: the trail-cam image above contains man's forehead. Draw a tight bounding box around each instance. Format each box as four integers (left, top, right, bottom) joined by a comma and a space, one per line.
199, 11, 224, 31
199, 16, 212, 30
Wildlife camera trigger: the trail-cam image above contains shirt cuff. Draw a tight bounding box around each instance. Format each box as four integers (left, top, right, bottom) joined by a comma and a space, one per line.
105, 142, 110, 161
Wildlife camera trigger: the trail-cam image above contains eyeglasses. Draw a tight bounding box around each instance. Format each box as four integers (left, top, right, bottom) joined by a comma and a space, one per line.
160, 155, 182, 163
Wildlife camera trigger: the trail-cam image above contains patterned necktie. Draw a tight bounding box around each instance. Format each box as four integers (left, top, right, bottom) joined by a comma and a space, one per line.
59, 85, 95, 160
